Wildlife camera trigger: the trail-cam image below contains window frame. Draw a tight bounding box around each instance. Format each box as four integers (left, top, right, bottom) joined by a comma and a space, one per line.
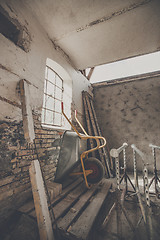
42, 65, 64, 127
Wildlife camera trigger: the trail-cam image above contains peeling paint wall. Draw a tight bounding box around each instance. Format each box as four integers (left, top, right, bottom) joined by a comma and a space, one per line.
93, 74, 160, 172
0, 0, 90, 227
0, 0, 90, 122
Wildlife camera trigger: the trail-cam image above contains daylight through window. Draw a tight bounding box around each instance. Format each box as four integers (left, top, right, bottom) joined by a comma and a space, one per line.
42, 66, 64, 127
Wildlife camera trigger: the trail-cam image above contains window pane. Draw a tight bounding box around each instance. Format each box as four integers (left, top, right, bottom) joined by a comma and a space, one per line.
42, 93, 46, 108
47, 81, 55, 97
41, 108, 45, 123
56, 75, 62, 88
54, 112, 62, 126
45, 110, 53, 124
48, 68, 56, 84
46, 95, 55, 110
42, 65, 67, 128
45, 67, 48, 79
55, 100, 61, 113
55, 87, 62, 100
44, 80, 47, 94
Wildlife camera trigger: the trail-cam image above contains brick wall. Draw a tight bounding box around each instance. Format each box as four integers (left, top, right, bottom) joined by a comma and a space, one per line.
0, 112, 63, 227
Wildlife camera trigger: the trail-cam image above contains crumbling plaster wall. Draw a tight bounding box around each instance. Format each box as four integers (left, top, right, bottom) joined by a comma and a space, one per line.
93, 75, 160, 172
0, 0, 90, 122
0, 0, 90, 228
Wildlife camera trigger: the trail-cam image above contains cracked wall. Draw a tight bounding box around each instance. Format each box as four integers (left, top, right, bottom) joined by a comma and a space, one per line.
0, 0, 90, 228
93, 74, 160, 172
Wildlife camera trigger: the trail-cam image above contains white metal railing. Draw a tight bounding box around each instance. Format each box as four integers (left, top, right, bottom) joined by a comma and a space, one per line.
149, 144, 160, 198
110, 143, 128, 190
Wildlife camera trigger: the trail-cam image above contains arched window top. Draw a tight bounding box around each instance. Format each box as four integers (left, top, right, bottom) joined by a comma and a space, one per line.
42, 58, 72, 130
46, 58, 72, 84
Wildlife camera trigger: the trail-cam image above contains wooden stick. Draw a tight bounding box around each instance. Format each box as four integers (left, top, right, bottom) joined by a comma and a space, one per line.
82, 93, 95, 157
87, 67, 95, 80
29, 160, 55, 240
84, 92, 111, 177
90, 97, 112, 175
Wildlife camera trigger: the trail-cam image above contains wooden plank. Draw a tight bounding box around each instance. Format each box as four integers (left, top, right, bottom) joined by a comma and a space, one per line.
19, 79, 35, 143
87, 67, 94, 80
90, 98, 112, 177
29, 179, 85, 220
61, 176, 79, 189
22, 178, 83, 216
58, 185, 98, 231
84, 91, 111, 177
90, 100, 112, 162
68, 179, 111, 240
85, 94, 108, 174
82, 92, 95, 157
83, 91, 112, 176
29, 160, 55, 240
50, 178, 83, 207
47, 181, 62, 202
52, 182, 87, 221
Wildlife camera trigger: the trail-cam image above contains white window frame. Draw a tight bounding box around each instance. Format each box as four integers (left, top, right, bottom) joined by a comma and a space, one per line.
41, 59, 72, 130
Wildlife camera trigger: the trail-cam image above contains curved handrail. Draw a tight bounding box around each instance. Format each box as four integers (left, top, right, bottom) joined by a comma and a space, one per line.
131, 144, 148, 165
110, 143, 128, 158
149, 143, 160, 150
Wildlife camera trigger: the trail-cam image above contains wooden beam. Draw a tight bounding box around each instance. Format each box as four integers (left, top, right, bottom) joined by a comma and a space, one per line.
85, 94, 108, 174
29, 160, 55, 240
90, 99, 112, 176
87, 67, 94, 80
82, 92, 96, 157
19, 79, 35, 143
82, 91, 112, 177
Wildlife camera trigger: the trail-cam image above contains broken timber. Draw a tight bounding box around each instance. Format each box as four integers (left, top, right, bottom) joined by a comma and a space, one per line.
19, 177, 111, 240
82, 91, 112, 177
19, 79, 35, 143
29, 160, 55, 240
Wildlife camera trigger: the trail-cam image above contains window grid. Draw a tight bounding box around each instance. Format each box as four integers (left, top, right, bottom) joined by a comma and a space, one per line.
42, 66, 63, 127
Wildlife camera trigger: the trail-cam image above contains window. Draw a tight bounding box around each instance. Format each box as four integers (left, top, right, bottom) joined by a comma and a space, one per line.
42, 66, 63, 126
42, 59, 72, 130
89, 51, 160, 83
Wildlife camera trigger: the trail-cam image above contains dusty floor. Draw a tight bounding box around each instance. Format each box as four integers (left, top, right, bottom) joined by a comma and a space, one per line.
2, 192, 160, 240
91, 191, 160, 240
1, 211, 39, 240
1, 174, 160, 240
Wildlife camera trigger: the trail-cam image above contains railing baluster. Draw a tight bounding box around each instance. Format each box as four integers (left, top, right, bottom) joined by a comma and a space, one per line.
131, 144, 152, 239
149, 144, 160, 198
110, 143, 128, 191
